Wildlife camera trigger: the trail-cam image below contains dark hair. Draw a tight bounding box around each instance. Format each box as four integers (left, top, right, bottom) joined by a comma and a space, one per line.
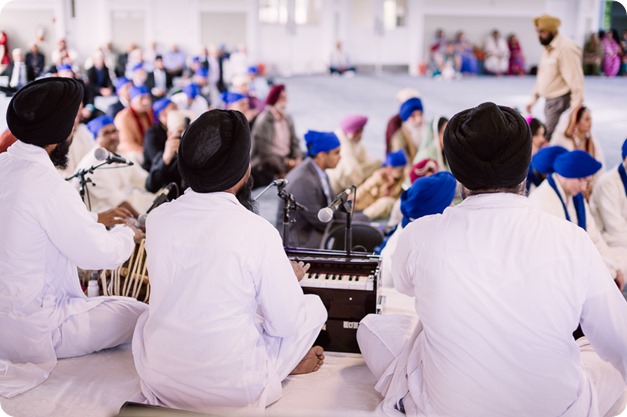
575, 106, 588, 123
437, 117, 449, 133
155, 54, 163, 60
528, 118, 545, 136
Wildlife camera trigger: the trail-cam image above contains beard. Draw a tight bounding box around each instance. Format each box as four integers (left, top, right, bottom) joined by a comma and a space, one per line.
539, 33, 555, 46
49, 136, 73, 169
236, 176, 257, 213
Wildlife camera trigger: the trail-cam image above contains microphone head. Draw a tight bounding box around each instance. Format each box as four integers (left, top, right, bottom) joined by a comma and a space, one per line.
137, 214, 147, 228
93, 147, 109, 162
317, 207, 334, 223
274, 179, 287, 186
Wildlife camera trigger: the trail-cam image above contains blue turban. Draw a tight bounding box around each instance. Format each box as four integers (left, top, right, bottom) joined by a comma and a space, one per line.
115, 77, 131, 92
153, 98, 172, 118
400, 97, 424, 121
131, 62, 144, 72
530, 146, 568, 174
622, 138, 627, 159
221, 92, 246, 106
248, 65, 259, 75
554, 150, 602, 179
56, 63, 72, 72
400, 171, 457, 227
304, 130, 340, 156
195, 67, 208, 78
192, 56, 201, 63
384, 150, 408, 168
183, 83, 200, 99
86, 115, 114, 139
129, 85, 150, 101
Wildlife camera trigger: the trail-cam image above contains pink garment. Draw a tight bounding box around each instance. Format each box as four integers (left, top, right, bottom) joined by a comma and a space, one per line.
508, 41, 525, 75
602, 37, 621, 77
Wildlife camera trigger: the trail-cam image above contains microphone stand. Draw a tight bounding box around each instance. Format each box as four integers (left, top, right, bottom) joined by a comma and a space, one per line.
276, 183, 307, 247
339, 185, 356, 257
65, 161, 108, 210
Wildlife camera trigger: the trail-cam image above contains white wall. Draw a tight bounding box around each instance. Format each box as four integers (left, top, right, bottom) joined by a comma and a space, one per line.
0, 0, 605, 76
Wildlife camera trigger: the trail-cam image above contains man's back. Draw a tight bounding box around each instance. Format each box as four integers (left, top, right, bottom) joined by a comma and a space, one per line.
392, 193, 626, 416
134, 190, 323, 409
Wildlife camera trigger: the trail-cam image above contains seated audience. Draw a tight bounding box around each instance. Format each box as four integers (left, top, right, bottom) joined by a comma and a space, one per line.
144, 105, 187, 195
379, 171, 456, 287
145, 55, 173, 100
483, 29, 510, 75
454, 31, 479, 75
170, 83, 209, 119
413, 116, 449, 170
0, 77, 147, 398
390, 97, 425, 162
590, 139, 627, 248
251, 84, 303, 187
106, 77, 132, 119
355, 150, 408, 220
163, 43, 186, 78
25, 42, 45, 79
525, 118, 550, 193
114, 85, 154, 163
0, 48, 35, 95
327, 114, 381, 194
221, 91, 259, 127
132, 110, 326, 413
75, 115, 155, 216
385, 88, 420, 155
278, 130, 341, 248
357, 102, 627, 417
527, 145, 567, 194
551, 105, 605, 172
529, 150, 625, 290
86, 49, 114, 98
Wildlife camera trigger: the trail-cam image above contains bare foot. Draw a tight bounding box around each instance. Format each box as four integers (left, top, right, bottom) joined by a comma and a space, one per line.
290, 346, 325, 375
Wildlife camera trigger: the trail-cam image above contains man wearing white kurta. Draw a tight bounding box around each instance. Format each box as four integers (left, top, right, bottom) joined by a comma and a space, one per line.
132, 109, 327, 414
0, 78, 147, 398
357, 103, 627, 417
529, 150, 626, 290
75, 115, 155, 216
327, 114, 381, 194
590, 139, 627, 248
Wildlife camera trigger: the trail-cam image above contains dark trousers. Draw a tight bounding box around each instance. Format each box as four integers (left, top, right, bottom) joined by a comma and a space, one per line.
544, 93, 571, 140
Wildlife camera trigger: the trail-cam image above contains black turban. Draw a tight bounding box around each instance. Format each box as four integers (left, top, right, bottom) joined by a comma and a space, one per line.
443, 102, 531, 191
6, 77, 84, 146
178, 109, 251, 193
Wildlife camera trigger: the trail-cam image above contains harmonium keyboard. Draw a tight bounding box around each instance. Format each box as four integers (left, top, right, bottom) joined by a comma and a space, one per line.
286, 247, 382, 354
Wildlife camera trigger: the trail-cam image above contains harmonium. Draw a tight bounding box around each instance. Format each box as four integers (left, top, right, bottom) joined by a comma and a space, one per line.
286, 247, 382, 354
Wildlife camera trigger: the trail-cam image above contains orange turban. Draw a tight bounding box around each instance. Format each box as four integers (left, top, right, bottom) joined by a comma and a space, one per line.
534, 14, 561, 33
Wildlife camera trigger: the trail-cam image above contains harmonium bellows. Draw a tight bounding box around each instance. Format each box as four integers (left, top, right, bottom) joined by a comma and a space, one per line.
286, 247, 382, 354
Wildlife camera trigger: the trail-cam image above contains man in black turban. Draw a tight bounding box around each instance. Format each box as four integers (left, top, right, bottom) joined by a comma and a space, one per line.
443, 101, 532, 195
131, 109, 327, 413
356, 102, 627, 417
0, 77, 148, 398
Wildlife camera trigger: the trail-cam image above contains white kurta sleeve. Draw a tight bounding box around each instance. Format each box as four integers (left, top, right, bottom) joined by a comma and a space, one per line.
391, 224, 417, 296
579, 239, 627, 383
40, 180, 135, 270
592, 175, 627, 247
256, 230, 324, 337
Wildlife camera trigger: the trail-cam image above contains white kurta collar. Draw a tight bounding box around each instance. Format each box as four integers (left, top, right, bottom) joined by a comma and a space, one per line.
7, 140, 57, 171
181, 189, 243, 207
458, 192, 530, 209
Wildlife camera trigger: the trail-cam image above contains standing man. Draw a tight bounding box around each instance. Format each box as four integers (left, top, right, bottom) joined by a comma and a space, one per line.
0, 78, 147, 398
527, 14, 584, 140
132, 110, 326, 413
357, 102, 627, 417
278, 130, 342, 248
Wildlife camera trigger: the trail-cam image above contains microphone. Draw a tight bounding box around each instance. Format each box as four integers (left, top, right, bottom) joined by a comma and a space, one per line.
137, 183, 177, 227
318, 188, 352, 223
273, 179, 287, 187
94, 147, 134, 165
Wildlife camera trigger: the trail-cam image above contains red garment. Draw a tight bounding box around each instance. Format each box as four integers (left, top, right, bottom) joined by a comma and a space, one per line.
0, 130, 17, 153
0, 31, 9, 66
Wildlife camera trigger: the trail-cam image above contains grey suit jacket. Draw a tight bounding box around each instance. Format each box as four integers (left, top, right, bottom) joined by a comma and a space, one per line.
277, 158, 331, 248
